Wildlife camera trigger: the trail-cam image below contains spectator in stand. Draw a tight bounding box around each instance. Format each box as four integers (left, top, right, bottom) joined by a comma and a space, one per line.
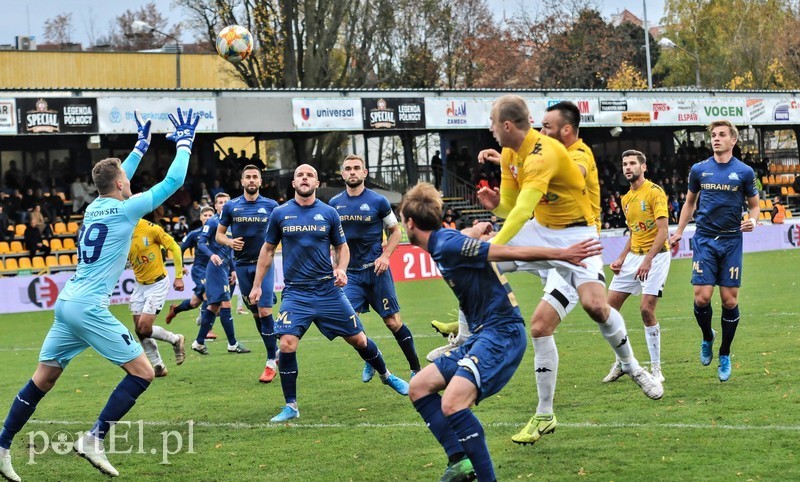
168, 186, 192, 214
173, 216, 190, 239
475, 172, 490, 190
490, 214, 500, 232
23, 218, 50, 257
669, 196, 680, 224
442, 214, 457, 229
70, 176, 96, 213
431, 150, 443, 189
771, 197, 786, 224
193, 181, 212, 202
29, 205, 49, 236
265, 179, 280, 201
0, 205, 10, 241
5, 190, 23, 223
487, 170, 500, 190
187, 200, 202, 224
43, 189, 66, 223
237, 150, 249, 169
21, 188, 41, 213
4, 161, 21, 191
209, 180, 224, 198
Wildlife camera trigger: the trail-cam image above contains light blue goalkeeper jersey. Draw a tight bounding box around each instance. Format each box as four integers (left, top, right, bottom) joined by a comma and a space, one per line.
59, 149, 190, 306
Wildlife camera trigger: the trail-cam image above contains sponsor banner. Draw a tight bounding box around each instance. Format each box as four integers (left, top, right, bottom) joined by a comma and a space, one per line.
0, 99, 16, 134
0, 256, 285, 315
292, 98, 362, 130
424, 98, 492, 129
600, 222, 800, 264
97, 97, 217, 134
388, 244, 442, 281
698, 98, 747, 124
17, 98, 98, 134
362, 98, 425, 129
746, 98, 800, 124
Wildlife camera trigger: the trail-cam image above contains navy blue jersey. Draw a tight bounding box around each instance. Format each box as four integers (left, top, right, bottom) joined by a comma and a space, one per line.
181, 227, 210, 273
688, 157, 757, 238
197, 214, 233, 262
329, 188, 394, 271
220, 194, 279, 265
264, 199, 346, 286
428, 228, 524, 331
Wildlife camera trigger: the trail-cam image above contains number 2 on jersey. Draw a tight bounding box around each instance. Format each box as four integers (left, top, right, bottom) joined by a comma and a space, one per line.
77, 223, 109, 264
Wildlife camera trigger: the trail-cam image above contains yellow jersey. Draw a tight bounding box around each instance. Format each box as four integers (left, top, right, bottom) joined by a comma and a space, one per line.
621, 179, 669, 254
128, 220, 183, 284
500, 129, 594, 228
567, 139, 601, 232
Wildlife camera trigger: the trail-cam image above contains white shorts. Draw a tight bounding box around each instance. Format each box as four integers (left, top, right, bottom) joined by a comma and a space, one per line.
507, 219, 605, 288
130, 276, 170, 315
608, 251, 671, 297
540, 269, 579, 321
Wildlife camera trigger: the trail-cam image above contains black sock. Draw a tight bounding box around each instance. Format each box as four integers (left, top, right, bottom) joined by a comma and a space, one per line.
694, 303, 713, 341
719, 305, 740, 356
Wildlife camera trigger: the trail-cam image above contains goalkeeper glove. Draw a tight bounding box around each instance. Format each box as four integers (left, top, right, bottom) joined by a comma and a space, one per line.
133, 110, 152, 156
166, 108, 201, 152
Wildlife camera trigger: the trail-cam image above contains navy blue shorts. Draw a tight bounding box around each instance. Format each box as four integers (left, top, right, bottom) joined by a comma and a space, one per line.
344, 268, 400, 317
433, 323, 526, 403
190, 266, 206, 298
234, 263, 276, 310
205, 258, 232, 304
691, 234, 743, 287
275, 283, 363, 341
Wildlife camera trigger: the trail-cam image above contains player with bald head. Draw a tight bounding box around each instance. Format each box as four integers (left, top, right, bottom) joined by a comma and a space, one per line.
250, 164, 409, 423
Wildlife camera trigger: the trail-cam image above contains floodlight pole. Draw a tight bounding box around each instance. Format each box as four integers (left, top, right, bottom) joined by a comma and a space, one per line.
131, 20, 181, 89
643, 0, 653, 90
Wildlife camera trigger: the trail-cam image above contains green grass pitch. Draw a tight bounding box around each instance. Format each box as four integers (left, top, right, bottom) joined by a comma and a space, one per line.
0, 250, 798, 481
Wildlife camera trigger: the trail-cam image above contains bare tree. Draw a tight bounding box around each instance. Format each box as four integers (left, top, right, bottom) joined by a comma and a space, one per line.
43, 13, 74, 46
107, 2, 182, 51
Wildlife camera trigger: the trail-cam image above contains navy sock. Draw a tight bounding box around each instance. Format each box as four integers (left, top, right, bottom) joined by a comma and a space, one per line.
719, 305, 740, 356
447, 409, 494, 482
175, 299, 193, 314
0, 380, 46, 449
694, 303, 714, 341
196, 308, 216, 345
259, 315, 277, 360
278, 351, 298, 404
412, 394, 463, 459
219, 308, 237, 345
356, 338, 387, 376
90, 375, 150, 440
393, 324, 421, 371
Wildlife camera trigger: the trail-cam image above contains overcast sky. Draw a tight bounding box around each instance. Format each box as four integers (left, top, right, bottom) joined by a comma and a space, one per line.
0, 0, 665, 47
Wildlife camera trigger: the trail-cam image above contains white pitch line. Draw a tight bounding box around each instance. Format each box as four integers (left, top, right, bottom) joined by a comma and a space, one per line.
26, 419, 800, 432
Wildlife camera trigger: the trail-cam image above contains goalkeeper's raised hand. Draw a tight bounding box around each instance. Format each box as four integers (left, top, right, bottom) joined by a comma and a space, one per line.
133, 110, 152, 156
166, 108, 200, 152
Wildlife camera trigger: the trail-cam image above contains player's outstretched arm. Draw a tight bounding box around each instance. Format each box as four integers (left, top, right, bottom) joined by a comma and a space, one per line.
488, 238, 602, 267
250, 242, 277, 304
491, 188, 544, 245
125, 108, 198, 221
121, 111, 152, 180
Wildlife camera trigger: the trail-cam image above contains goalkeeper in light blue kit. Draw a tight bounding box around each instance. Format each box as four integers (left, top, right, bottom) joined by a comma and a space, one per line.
0, 108, 199, 481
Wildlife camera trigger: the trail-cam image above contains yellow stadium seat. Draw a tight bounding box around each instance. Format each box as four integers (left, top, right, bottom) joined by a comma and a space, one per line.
53, 222, 67, 235
788, 174, 796, 184
787, 210, 793, 218
49, 238, 63, 251
759, 212, 768, 220
758, 199, 766, 210
63, 238, 76, 250
183, 248, 194, 259
789, 187, 796, 196
14, 224, 25, 237
31, 257, 46, 269
765, 199, 774, 210
66, 222, 79, 234
0, 242, 9, 255
10, 241, 25, 253
768, 175, 776, 185
58, 254, 72, 266
45, 255, 58, 267
71, 254, 78, 264
18, 258, 32, 270
761, 176, 769, 186
781, 187, 788, 196
4, 258, 18, 271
